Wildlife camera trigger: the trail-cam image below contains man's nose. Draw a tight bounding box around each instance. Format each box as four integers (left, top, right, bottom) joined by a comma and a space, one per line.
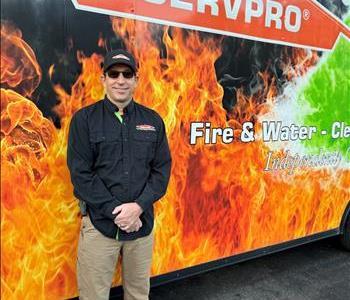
116, 73, 126, 83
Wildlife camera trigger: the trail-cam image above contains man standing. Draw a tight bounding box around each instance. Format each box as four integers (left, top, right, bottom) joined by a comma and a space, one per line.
67, 49, 172, 300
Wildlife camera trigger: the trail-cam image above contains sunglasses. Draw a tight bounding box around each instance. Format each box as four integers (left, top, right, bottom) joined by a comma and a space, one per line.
106, 70, 135, 79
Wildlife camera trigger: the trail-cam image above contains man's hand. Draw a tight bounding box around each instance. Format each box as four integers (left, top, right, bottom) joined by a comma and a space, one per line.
120, 218, 143, 233
112, 202, 143, 230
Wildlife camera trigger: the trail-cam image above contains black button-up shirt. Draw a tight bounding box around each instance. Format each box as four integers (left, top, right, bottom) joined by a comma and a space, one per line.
67, 98, 172, 240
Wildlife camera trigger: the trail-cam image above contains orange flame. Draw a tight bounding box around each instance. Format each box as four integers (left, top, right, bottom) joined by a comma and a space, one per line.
1, 18, 349, 300
1, 24, 77, 299
1, 23, 41, 98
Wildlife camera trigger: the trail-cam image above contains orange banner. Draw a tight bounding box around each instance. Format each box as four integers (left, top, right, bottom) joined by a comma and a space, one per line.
72, 0, 350, 51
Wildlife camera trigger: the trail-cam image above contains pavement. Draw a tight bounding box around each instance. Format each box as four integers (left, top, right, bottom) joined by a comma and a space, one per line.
112, 237, 350, 300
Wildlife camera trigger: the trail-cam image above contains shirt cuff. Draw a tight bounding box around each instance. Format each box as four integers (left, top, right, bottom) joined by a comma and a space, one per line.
102, 198, 123, 220
136, 186, 154, 212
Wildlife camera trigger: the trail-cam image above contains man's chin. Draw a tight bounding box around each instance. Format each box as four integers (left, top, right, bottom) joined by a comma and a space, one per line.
109, 96, 132, 104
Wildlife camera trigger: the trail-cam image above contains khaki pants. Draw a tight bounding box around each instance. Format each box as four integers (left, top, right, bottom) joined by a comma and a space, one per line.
77, 216, 154, 300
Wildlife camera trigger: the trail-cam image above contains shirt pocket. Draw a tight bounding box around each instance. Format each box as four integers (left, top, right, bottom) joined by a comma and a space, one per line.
133, 131, 157, 160
90, 131, 122, 166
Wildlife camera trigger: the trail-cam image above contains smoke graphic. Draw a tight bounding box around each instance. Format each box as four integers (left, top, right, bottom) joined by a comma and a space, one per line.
215, 0, 349, 114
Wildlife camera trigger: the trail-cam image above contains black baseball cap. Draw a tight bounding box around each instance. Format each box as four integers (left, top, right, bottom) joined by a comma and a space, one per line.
103, 49, 137, 73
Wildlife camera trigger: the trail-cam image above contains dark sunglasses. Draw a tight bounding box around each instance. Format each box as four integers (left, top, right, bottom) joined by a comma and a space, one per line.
106, 70, 135, 79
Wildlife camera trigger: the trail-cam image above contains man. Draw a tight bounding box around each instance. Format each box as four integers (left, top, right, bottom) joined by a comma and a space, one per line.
67, 49, 172, 300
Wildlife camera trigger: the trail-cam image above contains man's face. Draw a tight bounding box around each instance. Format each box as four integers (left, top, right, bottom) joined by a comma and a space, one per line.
101, 64, 137, 104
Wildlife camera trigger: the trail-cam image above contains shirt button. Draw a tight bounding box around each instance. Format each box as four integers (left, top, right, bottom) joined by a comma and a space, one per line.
124, 138, 128, 141
124, 171, 129, 175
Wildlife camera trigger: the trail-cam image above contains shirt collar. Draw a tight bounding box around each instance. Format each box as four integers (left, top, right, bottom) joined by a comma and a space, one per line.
104, 97, 135, 115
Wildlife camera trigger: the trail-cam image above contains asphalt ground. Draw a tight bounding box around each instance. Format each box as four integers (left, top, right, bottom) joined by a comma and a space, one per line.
113, 236, 350, 300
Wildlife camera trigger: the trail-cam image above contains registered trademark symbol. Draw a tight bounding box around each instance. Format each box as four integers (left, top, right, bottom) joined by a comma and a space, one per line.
303, 9, 310, 21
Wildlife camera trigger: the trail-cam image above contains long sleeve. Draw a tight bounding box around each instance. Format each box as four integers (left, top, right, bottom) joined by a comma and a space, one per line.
135, 119, 172, 211
67, 110, 122, 219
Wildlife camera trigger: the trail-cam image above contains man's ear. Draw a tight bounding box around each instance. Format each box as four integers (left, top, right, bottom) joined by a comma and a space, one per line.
100, 74, 106, 84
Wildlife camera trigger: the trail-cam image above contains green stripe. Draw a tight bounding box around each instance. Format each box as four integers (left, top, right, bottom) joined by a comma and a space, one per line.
114, 111, 123, 123
298, 14, 350, 158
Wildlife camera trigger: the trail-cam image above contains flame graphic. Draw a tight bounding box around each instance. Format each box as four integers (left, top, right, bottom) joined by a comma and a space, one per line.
1, 23, 41, 97
1, 18, 349, 299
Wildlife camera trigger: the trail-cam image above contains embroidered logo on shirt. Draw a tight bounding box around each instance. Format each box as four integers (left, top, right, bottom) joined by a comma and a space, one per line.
136, 124, 156, 131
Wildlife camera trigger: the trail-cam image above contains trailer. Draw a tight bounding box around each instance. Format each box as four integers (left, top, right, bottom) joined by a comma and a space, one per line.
1, 0, 349, 299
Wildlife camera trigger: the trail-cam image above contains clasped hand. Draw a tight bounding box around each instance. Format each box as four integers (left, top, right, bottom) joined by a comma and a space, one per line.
112, 202, 143, 233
